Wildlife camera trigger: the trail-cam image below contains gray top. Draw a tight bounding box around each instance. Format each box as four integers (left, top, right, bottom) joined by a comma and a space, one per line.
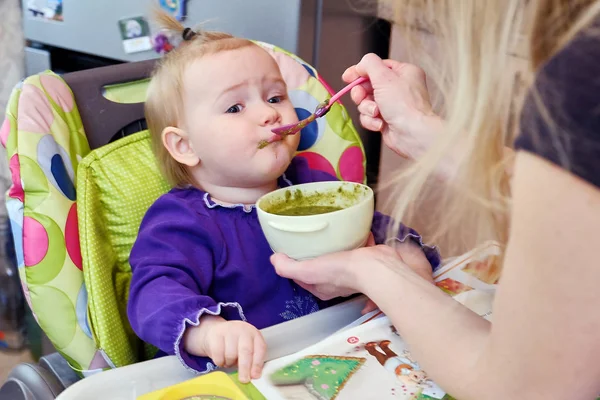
515, 19, 600, 188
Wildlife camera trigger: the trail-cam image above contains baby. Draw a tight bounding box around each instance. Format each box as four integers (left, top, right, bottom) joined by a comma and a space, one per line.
127, 12, 440, 383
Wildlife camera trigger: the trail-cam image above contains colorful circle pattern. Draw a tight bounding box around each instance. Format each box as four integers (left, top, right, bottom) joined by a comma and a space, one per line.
3, 72, 95, 373
263, 42, 366, 183
0, 117, 11, 147
288, 90, 326, 151
40, 74, 75, 113
37, 134, 76, 201
339, 146, 365, 183
65, 204, 83, 270
76, 283, 93, 339
18, 84, 54, 134
8, 154, 24, 202
23, 216, 48, 267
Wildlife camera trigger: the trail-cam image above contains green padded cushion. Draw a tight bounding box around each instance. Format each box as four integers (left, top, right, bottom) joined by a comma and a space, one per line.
77, 130, 170, 367
103, 79, 150, 104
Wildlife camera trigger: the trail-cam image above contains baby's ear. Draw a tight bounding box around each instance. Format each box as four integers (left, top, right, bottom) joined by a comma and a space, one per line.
162, 126, 200, 167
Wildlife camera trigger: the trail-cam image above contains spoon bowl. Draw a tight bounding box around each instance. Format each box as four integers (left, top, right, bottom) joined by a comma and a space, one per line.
265, 76, 369, 143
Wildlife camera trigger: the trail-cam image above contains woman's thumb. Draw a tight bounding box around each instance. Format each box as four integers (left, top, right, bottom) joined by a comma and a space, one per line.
355, 53, 393, 83
271, 253, 301, 278
271, 253, 321, 284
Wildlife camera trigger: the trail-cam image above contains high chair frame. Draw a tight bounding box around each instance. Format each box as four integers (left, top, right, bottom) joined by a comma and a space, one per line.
0, 41, 367, 399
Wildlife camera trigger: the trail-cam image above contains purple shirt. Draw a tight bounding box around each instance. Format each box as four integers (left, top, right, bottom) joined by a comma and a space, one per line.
127, 157, 440, 373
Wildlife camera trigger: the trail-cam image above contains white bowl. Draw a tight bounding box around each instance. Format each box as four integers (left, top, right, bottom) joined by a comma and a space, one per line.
256, 181, 374, 260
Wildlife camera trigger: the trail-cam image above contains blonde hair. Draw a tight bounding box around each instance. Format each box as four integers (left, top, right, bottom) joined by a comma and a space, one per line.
377, 0, 600, 257
145, 10, 255, 187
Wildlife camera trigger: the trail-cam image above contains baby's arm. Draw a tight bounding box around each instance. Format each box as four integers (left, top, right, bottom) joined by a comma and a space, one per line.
390, 238, 435, 283
127, 194, 258, 375
361, 214, 439, 314
371, 212, 441, 279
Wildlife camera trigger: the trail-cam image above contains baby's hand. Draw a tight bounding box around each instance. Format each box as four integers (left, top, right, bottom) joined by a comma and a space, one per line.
393, 240, 434, 283
184, 316, 267, 383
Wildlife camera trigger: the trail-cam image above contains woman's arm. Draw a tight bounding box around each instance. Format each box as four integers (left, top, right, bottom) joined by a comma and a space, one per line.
359, 151, 600, 399
273, 151, 600, 399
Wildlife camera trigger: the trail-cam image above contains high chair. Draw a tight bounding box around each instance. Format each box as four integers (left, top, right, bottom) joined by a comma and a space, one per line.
0, 41, 367, 399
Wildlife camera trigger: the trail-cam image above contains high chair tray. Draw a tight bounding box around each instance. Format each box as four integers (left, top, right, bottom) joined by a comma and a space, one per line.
55, 296, 367, 400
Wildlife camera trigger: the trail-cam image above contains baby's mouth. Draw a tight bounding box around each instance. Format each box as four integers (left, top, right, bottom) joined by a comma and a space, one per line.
258, 134, 284, 149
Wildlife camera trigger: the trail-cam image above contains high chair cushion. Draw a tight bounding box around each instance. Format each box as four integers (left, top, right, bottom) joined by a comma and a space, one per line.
3, 41, 367, 374
77, 130, 169, 367
1, 71, 97, 375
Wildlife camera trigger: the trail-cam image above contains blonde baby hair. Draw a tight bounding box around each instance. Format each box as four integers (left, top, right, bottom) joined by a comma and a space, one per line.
145, 9, 256, 187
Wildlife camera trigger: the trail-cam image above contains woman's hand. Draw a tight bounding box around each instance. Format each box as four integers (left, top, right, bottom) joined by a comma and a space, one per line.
342, 53, 443, 161
360, 239, 435, 314
271, 243, 431, 301
184, 316, 267, 383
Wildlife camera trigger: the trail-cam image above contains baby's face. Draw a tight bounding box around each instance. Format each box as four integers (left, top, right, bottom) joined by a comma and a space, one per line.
181, 45, 300, 188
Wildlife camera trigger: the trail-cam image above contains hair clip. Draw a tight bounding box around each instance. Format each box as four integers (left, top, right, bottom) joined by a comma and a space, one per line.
153, 33, 174, 54
182, 27, 196, 41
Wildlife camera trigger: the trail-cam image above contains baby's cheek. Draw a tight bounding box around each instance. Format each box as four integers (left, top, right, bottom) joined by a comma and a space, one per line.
289, 133, 301, 151
283, 105, 300, 124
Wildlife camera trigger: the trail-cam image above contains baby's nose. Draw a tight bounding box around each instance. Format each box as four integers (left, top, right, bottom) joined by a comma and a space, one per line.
261, 104, 280, 125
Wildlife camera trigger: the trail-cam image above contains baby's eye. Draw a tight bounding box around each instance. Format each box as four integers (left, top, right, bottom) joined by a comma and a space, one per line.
226, 104, 243, 113
268, 96, 282, 104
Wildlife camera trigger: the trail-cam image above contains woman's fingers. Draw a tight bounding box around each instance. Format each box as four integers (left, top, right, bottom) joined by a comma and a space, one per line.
293, 279, 316, 294
357, 99, 379, 118
342, 65, 360, 82
350, 85, 367, 105
360, 114, 384, 132
355, 53, 396, 84
366, 233, 376, 247
270, 254, 316, 283
361, 299, 379, 315
350, 82, 374, 105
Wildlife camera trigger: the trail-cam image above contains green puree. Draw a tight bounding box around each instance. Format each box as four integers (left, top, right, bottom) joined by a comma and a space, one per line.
263, 185, 367, 216
272, 205, 342, 216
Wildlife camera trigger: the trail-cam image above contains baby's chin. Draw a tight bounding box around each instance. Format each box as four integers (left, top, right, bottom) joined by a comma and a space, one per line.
264, 146, 295, 173
268, 136, 299, 154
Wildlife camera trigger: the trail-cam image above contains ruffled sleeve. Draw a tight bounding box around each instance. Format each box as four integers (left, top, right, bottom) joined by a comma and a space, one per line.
371, 212, 441, 271
127, 192, 245, 373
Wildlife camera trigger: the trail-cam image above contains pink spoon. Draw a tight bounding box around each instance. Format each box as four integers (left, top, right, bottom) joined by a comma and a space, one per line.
271, 76, 369, 137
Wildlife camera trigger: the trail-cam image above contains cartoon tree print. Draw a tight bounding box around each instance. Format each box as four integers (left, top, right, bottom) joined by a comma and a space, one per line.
269, 355, 366, 400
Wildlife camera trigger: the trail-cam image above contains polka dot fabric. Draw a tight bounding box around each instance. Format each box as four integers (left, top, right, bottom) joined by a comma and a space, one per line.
77, 131, 169, 368
257, 42, 366, 183
1, 71, 97, 375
